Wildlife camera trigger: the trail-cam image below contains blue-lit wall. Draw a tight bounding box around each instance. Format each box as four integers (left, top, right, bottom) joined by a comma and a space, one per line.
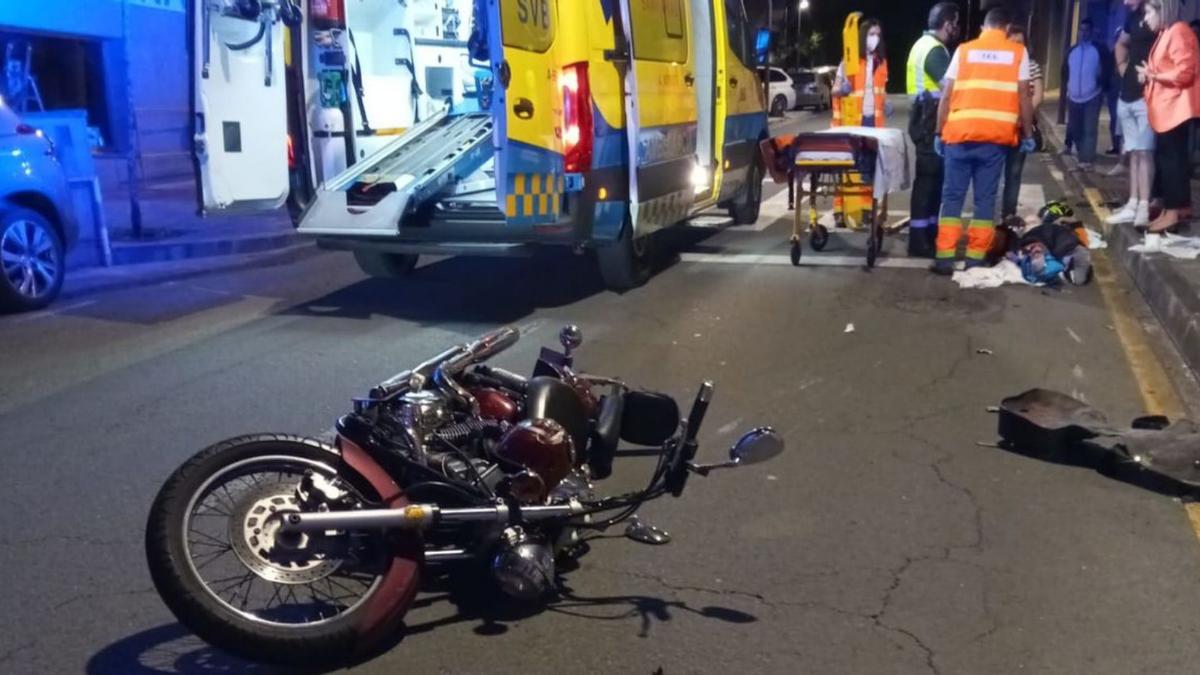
0, 0, 190, 181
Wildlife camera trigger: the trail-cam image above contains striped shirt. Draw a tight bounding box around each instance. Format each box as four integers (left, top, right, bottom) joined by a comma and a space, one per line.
1028, 58, 1043, 96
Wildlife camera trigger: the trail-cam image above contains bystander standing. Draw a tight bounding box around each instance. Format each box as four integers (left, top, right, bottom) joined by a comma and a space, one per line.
1062, 19, 1106, 171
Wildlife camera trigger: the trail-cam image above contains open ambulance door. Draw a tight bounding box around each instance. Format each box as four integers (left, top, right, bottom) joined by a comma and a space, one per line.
192, 1, 297, 213
487, 0, 567, 226
617, 0, 700, 234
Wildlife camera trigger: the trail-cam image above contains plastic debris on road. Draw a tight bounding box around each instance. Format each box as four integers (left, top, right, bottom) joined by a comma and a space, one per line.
844, 323, 856, 334
952, 259, 1030, 289
1083, 228, 1106, 250
1129, 233, 1200, 260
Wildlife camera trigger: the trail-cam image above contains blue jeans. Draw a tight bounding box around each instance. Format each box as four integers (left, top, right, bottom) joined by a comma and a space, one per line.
941, 142, 1007, 223
1067, 95, 1102, 163
938, 142, 1007, 264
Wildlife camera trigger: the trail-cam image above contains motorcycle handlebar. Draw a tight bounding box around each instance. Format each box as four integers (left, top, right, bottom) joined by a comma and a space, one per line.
370, 326, 521, 401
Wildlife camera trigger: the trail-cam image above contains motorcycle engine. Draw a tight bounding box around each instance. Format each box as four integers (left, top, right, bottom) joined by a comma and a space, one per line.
491, 526, 555, 600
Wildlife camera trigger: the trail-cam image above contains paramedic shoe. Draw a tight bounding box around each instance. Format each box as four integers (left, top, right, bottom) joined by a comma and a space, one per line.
964, 259, 988, 271
1133, 201, 1150, 228
1105, 199, 1137, 225
907, 228, 936, 258
931, 260, 955, 276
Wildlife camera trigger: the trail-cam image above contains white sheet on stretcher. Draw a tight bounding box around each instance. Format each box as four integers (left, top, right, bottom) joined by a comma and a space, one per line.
796, 127, 911, 200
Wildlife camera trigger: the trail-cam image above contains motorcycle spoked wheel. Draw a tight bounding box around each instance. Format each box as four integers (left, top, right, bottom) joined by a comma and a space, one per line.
145, 435, 421, 667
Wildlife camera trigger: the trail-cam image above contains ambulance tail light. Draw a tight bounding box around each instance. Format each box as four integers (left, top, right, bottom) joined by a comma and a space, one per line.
560, 62, 593, 173
287, 134, 296, 169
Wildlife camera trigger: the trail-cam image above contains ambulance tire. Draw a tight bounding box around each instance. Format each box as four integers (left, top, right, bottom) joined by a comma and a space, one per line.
728, 159, 763, 225
596, 221, 652, 291
353, 250, 419, 278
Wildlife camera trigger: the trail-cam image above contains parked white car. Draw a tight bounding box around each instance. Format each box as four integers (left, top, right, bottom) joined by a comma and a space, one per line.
767, 67, 797, 117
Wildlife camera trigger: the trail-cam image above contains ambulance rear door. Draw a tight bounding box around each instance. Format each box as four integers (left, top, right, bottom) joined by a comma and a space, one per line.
617, 0, 699, 234
487, 0, 567, 226
193, 2, 295, 212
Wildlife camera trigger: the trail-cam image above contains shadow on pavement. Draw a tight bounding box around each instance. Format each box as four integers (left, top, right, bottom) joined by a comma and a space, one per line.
996, 439, 1200, 500
87, 560, 755, 674
281, 248, 608, 325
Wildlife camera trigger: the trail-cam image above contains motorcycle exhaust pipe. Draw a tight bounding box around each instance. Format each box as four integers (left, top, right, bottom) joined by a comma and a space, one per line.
278, 502, 586, 534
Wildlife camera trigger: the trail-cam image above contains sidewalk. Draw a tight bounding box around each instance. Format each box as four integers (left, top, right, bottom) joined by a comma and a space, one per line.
1039, 93, 1200, 378
98, 173, 300, 267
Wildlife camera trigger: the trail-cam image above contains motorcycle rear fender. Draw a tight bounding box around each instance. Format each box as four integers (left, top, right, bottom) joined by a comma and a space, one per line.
336, 436, 424, 651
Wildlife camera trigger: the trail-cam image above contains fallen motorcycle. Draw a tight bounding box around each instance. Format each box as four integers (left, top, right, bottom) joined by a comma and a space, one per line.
145, 325, 782, 665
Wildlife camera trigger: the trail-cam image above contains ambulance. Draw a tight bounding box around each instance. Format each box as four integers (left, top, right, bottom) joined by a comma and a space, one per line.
193, 0, 769, 289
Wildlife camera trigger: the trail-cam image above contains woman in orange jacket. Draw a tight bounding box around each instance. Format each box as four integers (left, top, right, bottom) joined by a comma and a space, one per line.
1137, 0, 1200, 233
831, 18, 891, 229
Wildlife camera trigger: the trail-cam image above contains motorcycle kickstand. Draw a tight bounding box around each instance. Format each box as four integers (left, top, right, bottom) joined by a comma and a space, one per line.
625, 515, 671, 545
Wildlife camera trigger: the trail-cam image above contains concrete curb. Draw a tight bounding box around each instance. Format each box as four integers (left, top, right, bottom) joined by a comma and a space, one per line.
61, 242, 323, 302
108, 231, 302, 266
1038, 108, 1200, 377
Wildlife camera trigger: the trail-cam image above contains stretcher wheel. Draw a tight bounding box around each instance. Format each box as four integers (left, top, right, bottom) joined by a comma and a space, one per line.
790, 239, 802, 266
810, 225, 829, 252
866, 227, 879, 269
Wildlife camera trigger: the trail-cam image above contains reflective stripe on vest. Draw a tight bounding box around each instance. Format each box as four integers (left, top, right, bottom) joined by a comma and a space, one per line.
906, 33, 944, 96
943, 30, 1023, 147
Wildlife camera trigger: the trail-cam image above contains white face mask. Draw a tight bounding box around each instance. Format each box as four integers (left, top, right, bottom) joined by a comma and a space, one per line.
867, 35, 880, 52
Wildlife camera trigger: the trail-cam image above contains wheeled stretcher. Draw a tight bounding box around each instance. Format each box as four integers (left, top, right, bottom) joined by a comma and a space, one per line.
761, 127, 910, 269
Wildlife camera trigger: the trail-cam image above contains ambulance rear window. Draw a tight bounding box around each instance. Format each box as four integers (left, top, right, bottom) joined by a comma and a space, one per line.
501, 0, 556, 53
631, 0, 689, 63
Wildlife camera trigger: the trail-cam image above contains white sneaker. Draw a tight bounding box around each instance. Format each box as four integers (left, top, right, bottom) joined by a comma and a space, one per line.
1106, 200, 1138, 225
1133, 201, 1150, 228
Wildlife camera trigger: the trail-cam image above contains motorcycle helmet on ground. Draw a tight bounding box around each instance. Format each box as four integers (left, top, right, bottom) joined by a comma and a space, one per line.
1038, 200, 1075, 225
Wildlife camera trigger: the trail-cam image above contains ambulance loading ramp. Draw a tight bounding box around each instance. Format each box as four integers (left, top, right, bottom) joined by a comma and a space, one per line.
298, 110, 495, 237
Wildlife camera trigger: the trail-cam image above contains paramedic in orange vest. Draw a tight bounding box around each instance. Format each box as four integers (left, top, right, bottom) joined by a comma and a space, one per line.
832, 18, 891, 228
932, 7, 1036, 274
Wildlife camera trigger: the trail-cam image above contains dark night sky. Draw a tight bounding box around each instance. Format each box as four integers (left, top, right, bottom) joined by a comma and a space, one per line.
744, 1, 1023, 89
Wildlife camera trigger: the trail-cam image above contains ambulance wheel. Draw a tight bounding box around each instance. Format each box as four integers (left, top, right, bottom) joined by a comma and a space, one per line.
353, 250, 419, 278
810, 225, 830, 251
596, 221, 653, 291
728, 159, 763, 225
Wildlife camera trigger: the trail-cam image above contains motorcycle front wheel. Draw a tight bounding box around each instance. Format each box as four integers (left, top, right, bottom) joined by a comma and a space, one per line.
145, 434, 421, 666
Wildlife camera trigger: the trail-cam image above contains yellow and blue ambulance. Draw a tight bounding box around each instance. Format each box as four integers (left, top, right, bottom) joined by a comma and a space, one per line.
193, 0, 768, 289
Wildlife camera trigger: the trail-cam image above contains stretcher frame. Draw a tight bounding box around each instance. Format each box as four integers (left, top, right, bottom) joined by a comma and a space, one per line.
782, 132, 884, 268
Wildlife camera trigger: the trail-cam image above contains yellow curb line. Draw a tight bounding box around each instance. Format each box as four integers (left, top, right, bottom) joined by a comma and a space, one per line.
1078, 185, 1200, 541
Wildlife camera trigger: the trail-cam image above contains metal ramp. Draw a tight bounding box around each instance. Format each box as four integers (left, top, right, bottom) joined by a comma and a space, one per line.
298, 110, 495, 237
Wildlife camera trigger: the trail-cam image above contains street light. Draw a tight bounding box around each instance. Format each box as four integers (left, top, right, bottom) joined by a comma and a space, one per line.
797, 0, 810, 67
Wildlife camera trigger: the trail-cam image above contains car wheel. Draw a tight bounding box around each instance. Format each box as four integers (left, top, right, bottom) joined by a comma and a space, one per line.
0, 208, 65, 313
770, 95, 787, 117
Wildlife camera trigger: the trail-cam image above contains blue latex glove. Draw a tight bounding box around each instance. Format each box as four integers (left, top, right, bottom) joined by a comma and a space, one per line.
884, 99, 895, 118
1019, 137, 1037, 154
934, 136, 945, 157
836, 79, 852, 96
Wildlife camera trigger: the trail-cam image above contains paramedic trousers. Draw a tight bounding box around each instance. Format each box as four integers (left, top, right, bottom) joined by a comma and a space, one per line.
909, 95, 943, 228
937, 142, 1008, 267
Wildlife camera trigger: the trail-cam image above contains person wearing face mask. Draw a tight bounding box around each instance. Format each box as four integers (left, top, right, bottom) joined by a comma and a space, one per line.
905, 2, 960, 258
1137, 0, 1200, 233
832, 18, 891, 229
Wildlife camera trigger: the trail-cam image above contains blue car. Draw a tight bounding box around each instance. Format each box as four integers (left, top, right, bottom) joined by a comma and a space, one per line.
0, 101, 77, 312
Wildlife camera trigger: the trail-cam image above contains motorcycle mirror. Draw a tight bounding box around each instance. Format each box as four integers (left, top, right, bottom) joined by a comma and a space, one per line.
729, 427, 784, 466
559, 324, 583, 355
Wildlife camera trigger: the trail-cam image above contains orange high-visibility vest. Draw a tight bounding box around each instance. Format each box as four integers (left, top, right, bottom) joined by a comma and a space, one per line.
833, 58, 889, 127
942, 29, 1024, 146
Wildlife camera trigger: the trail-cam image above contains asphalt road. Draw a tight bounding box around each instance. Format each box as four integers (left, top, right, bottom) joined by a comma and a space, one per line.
3, 106, 1200, 675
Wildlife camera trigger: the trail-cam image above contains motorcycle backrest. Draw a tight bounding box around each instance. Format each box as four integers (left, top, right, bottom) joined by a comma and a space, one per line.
621, 390, 680, 447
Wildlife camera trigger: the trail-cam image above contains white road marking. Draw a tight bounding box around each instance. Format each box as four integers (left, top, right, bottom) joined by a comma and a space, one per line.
679, 251, 959, 270
5, 299, 97, 324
